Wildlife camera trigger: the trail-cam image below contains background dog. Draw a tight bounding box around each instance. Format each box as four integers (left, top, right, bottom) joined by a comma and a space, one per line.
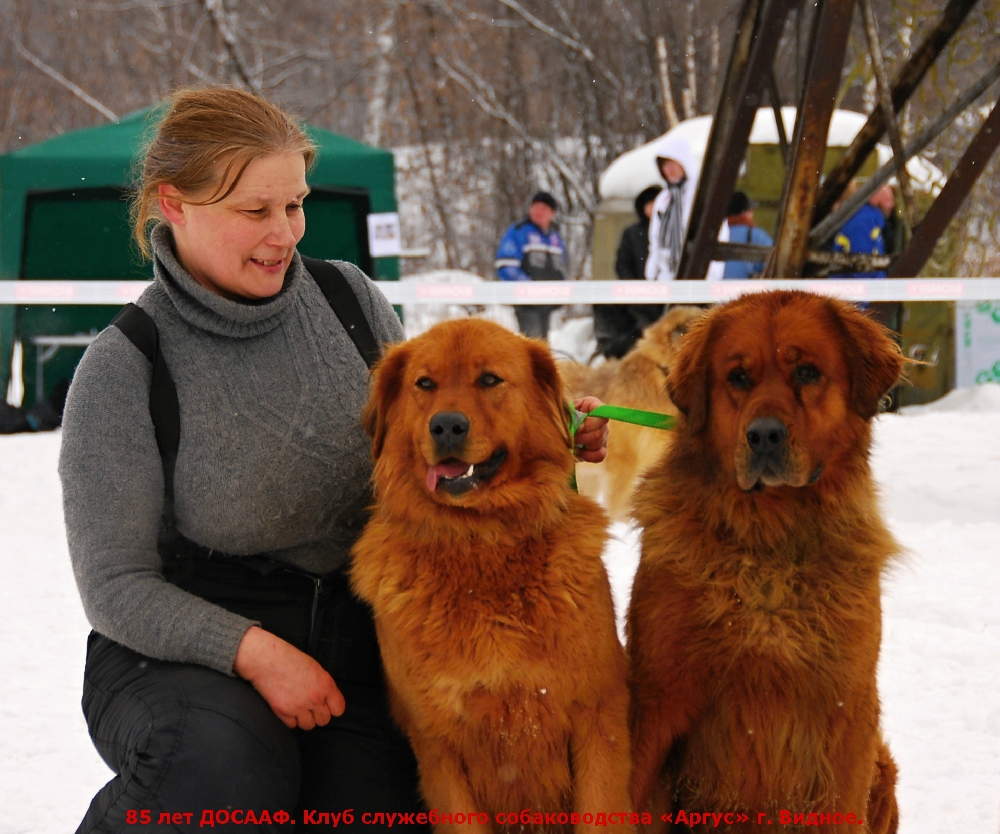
351, 319, 631, 833
559, 307, 704, 521
627, 291, 902, 833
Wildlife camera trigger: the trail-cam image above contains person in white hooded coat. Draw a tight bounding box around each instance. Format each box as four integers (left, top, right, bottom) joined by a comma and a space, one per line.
645, 132, 727, 282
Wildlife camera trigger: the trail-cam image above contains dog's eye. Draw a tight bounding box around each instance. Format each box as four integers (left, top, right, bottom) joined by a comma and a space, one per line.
795, 364, 821, 385
478, 372, 503, 388
415, 377, 437, 391
728, 368, 752, 390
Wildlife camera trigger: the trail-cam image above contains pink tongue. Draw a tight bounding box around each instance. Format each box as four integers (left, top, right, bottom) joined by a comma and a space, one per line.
425, 460, 471, 492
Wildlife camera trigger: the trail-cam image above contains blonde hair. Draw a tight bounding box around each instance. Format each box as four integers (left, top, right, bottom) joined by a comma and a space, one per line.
132, 86, 317, 259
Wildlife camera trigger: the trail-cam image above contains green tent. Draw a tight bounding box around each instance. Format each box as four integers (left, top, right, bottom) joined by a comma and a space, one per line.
0, 107, 398, 405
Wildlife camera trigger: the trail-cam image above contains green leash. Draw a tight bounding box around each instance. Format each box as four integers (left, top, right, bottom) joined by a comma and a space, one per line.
567, 404, 676, 491
576, 404, 677, 432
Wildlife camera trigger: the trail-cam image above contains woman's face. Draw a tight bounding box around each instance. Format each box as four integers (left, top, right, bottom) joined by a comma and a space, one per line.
657, 158, 686, 185
159, 152, 309, 301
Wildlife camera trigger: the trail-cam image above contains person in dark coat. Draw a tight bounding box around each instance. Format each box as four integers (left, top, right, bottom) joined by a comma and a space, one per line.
593, 185, 663, 359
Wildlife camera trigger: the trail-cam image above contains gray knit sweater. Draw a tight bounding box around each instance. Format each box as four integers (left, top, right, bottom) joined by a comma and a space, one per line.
60, 225, 403, 674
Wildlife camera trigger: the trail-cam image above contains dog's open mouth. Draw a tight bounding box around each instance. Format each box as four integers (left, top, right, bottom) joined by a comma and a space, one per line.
425, 447, 508, 496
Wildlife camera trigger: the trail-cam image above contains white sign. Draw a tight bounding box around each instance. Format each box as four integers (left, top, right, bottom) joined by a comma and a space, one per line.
957, 300, 1000, 387
367, 212, 402, 258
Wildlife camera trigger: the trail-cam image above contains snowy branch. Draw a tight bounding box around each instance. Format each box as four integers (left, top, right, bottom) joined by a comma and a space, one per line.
10, 37, 119, 122
200, 0, 261, 93
490, 0, 624, 94
434, 54, 596, 214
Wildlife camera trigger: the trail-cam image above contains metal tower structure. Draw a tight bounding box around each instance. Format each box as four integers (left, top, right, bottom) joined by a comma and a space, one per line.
676, 0, 999, 280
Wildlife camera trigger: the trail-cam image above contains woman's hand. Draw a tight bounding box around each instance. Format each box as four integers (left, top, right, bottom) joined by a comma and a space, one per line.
573, 396, 610, 464
233, 626, 346, 730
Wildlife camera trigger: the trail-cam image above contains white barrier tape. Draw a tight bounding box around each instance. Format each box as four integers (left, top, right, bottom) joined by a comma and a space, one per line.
0, 281, 150, 304
2, 278, 998, 305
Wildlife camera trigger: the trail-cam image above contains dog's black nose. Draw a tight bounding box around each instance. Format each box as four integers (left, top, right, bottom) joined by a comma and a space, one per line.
429, 411, 470, 454
746, 417, 787, 455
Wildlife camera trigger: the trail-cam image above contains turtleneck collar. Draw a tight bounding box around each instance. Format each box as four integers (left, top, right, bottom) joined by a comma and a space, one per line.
150, 223, 305, 338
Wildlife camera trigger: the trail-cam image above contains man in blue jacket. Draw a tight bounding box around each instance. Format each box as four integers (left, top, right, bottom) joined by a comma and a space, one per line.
832, 184, 895, 278
723, 191, 772, 279
495, 191, 567, 339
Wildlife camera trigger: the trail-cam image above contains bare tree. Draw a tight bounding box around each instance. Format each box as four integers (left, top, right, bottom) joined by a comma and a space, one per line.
0, 0, 996, 279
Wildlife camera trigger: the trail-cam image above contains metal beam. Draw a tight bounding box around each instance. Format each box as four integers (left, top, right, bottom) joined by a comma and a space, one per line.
860, 0, 919, 231
809, 58, 1000, 248
813, 0, 981, 224
889, 100, 1000, 277
676, 0, 797, 279
767, 69, 790, 166
713, 241, 891, 272
766, 0, 858, 278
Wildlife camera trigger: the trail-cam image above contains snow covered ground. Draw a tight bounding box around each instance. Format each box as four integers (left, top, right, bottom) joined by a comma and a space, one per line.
1, 372, 998, 831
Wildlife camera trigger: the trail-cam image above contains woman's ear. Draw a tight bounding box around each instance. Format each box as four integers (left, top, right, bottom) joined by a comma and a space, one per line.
361, 343, 410, 459
157, 184, 188, 225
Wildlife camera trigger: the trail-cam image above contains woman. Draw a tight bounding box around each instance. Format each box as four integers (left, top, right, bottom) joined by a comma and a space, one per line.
60, 87, 608, 832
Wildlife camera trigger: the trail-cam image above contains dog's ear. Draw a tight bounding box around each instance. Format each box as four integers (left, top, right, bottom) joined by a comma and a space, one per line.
831, 301, 905, 419
666, 313, 712, 434
527, 340, 574, 448
668, 307, 703, 350
362, 342, 410, 459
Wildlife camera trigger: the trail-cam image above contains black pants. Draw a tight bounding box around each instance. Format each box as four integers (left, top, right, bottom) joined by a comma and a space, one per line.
592, 303, 665, 359
514, 305, 557, 339
78, 556, 427, 833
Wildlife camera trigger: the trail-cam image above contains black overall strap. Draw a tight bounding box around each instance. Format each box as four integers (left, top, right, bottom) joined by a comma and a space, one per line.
110, 303, 181, 504
300, 256, 381, 370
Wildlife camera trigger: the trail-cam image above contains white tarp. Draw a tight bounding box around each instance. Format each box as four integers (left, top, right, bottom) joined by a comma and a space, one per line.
599, 108, 946, 201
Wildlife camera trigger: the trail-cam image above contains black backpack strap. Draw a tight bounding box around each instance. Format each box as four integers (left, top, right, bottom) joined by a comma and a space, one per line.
110, 303, 181, 506
301, 255, 382, 369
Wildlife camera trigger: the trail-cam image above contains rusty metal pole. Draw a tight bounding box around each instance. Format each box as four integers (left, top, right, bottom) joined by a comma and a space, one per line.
766, 0, 858, 278
889, 101, 1000, 277
813, 0, 981, 224
767, 69, 790, 166
677, 0, 798, 279
677, 0, 764, 278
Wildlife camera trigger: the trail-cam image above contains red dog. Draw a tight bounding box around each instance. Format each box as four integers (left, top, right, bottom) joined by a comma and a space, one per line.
628, 291, 902, 833
351, 320, 632, 833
